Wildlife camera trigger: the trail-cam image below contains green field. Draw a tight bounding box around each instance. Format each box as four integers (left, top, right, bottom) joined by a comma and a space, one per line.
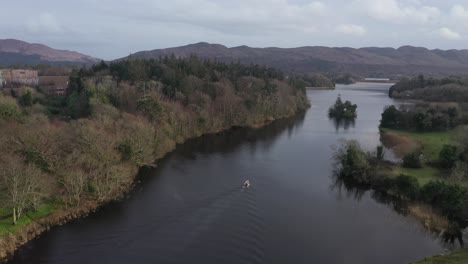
381, 128, 456, 162
383, 126, 468, 187
395, 166, 442, 186
412, 249, 468, 264
0, 204, 55, 237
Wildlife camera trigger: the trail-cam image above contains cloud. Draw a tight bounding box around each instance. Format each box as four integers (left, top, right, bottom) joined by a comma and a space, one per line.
93, 0, 329, 36
335, 24, 367, 36
25, 13, 63, 34
355, 0, 440, 24
451, 5, 468, 21
436, 27, 461, 40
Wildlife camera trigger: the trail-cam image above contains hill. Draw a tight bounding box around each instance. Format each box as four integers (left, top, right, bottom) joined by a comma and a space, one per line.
123, 42, 468, 78
0, 39, 99, 66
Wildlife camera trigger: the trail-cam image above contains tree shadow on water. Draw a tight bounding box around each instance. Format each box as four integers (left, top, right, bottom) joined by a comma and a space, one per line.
330, 117, 356, 132
330, 169, 465, 248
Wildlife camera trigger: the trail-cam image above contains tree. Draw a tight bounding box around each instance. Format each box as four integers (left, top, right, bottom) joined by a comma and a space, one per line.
0, 95, 21, 121
376, 145, 385, 160
21, 90, 33, 106
59, 168, 87, 206
393, 174, 419, 199
439, 145, 458, 169
0, 156, 44, 224
380, 105, 399, 128
333, 140, 371, 184
403, 151, 423, 168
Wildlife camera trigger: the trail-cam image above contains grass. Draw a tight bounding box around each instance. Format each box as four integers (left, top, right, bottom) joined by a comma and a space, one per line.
395, 166, 442, 186
383, 126, 468, 187
412, 249, 468, 264
0, 203, 55, 237
381, 128, 455, 162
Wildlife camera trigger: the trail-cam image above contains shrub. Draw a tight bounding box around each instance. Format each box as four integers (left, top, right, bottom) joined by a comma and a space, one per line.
392, 174, 419, 199
439, 145, 458, 169
0, 95, 21, 121
333, 140, 371, 184
403, 151, 423, 168
376, 145, 385, 160
420, 181, 468, 220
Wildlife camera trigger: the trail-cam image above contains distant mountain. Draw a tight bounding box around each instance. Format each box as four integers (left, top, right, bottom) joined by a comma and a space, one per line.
123, 42, 468, 78
0, 39, 99, 66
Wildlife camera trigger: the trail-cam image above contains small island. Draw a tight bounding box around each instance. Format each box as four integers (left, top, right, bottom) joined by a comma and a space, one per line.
328, 96, 357, 119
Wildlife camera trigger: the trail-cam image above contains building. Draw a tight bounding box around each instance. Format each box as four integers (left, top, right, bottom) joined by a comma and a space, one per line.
363, 78, 391, 83
39, 76, 69, 96
0, 69, 39, 87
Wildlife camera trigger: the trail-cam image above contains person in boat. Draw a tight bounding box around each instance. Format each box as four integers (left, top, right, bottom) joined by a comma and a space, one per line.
242, 180, 251, 189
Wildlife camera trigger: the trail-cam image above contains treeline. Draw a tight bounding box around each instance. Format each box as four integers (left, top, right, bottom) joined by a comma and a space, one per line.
0, 56, 309, 225
389, 75, 468, 102
332, 73, 358, 85
380, 104, 460, 132
333, 141, 468, 223
298, 73, 335, 88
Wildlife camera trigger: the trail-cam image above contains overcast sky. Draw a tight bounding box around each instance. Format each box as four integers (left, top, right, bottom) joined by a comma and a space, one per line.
1, 0, 468, 60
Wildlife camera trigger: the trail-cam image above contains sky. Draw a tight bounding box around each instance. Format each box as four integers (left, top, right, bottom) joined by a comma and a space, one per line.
1, 0, 468, 60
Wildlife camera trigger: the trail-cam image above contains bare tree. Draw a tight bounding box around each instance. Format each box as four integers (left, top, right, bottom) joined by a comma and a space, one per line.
0, 156, 44, 225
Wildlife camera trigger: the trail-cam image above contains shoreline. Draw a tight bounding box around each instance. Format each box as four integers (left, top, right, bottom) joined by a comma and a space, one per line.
305, 86, 335, 90
0, 110, 306, 263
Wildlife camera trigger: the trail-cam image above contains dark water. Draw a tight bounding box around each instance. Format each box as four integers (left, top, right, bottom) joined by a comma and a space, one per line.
11, 83, 448, 264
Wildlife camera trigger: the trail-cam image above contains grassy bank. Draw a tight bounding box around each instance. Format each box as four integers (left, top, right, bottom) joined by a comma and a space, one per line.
380, 128, 455, 161
412, 249, 468, 264
305, 86, 335, 90
381, 127, 468, 187
0, 204, 55, 237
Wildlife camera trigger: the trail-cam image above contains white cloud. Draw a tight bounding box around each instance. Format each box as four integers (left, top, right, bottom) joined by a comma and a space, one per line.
92, 0, 329, 36
335, 24, 367, 36
451, 5, 468, 21
25, 13, 63, 34
355, 0, 440, 25
436, 27, 461, 40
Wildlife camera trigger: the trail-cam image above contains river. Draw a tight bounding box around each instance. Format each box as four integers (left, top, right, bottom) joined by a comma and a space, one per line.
11, 83, 448, 264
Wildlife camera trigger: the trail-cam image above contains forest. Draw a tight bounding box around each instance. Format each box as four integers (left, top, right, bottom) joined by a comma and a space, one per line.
0, 56, 309, 229
389, 75, 468, 104
380, 104, 461, 132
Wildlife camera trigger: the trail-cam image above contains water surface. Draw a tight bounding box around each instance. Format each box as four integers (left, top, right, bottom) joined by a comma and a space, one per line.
11, 83, 446, 264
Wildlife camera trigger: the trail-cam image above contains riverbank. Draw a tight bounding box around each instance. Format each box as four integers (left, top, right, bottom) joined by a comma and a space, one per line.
305, 86, 335, 90
412, 248, 468, 263
0, 109, 307, 263
334, 139, 468, 240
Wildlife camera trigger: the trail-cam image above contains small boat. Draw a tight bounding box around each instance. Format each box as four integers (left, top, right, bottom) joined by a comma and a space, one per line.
242, 180, 251, 189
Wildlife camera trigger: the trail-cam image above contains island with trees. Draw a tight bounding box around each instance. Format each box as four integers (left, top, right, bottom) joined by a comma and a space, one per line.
0, 57, 310, 260
328, 96, 357, 119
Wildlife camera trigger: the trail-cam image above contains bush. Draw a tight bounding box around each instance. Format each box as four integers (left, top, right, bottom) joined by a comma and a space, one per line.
376, 145, 385, 160
420, 181, 468, 220
439, 145, 458, 169
333, 140, 370, 183
0, 95, 21, 121
392, 174, 419, 199
403, 151, 423, 168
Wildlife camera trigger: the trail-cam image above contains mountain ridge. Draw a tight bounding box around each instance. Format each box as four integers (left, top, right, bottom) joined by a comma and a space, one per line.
0, 39, 100, 66
123, 42, 468, 77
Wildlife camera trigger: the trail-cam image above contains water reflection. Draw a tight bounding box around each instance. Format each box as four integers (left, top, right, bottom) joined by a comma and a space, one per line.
330, 117, 356, 132
174, 111, 306, 158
